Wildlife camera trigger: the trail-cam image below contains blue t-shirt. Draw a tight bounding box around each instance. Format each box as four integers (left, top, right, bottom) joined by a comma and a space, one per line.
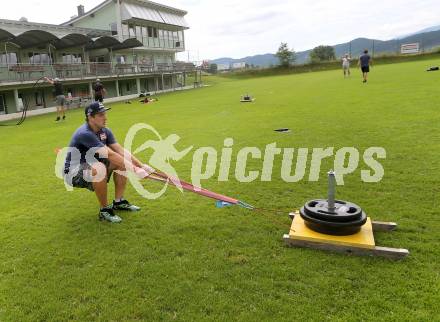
64, 123, 117, 172
360, 54, 371, 67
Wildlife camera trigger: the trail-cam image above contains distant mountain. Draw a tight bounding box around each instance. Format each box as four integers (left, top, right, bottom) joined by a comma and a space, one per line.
211, 28, 440, 67
398, 25, 440, 38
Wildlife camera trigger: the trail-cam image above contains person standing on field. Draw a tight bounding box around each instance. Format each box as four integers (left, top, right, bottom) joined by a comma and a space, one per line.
358, 49, 372, 83
45, 77, 66, 121
342, 54, 351, 77
93, 79, 107, 103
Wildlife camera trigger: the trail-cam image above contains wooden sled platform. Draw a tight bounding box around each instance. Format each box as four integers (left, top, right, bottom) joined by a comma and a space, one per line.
283, 212, 409, 260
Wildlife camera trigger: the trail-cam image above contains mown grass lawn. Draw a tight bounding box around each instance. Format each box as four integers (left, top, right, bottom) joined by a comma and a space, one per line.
1, 58, 439, 321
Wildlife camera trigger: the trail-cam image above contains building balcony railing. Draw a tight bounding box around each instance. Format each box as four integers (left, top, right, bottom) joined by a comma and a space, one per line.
0, 62, 196, 84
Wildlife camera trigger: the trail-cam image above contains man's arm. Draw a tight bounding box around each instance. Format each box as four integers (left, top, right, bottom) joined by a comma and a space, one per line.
44, 77, 54, 84
109, 142, 148, 169
96, 145, 149, 178
96, 146, 132, 170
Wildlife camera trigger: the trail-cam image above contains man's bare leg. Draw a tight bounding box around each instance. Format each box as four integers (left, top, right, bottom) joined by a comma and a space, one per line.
91, 162, 108, 208
109, 163, 141, 212
113, 168, 127, 201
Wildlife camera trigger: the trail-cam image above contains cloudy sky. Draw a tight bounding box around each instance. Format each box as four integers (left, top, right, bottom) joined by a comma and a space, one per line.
3, 0, 440, 60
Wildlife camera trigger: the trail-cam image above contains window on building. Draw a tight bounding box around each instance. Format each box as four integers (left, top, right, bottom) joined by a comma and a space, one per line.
34, 91, 44, 106
139, 55, 152, 65
29, 53, 52, 64
129, 24, 136, 37
0, 94, 6, 114
126, 82, 130, 92
136, 25, 142, 41
153, 27, 158, 38
142, 26, 147, 43
116, 55, 126, 64
172, 31, 178, 47
62, 53, 83, 64
167, 31, 173, 47
147, 26, 153, 38
122, 23, 129, 37
110, 22, 117, 36
0, 53, 18, 65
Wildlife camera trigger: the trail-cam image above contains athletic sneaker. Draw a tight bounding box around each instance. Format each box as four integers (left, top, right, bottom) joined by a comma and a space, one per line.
55, 116, 60, 121
99, 206, 122, 223
112, 199, 141, 211
62, 115, 66, 120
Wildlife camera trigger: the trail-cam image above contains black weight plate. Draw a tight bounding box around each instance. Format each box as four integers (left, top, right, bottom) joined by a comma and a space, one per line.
303, 220, 362, 236
303, 199, 363, 223
300, 207, 367, 227
300, 206, 367, 236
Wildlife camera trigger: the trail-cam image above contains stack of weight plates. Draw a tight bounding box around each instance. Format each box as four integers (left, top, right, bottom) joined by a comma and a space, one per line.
300, 199, 367, 236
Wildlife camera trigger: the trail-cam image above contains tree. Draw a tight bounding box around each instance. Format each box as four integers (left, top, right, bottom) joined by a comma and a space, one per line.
208, 63, 218, 74
309, 45, 336, 63
276, 42, 296, 67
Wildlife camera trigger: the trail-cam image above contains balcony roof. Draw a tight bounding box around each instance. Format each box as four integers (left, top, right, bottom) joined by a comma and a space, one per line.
0, 20, 142, 50
0, 19, 110, 38
121, 2, 189, 29
112, 38, 144, 50
86, 36, 143, 50
61, 0, 188, 26
54, 34, 91, 49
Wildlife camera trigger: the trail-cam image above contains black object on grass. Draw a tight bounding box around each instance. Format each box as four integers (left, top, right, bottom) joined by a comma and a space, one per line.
274, 128, 291, 133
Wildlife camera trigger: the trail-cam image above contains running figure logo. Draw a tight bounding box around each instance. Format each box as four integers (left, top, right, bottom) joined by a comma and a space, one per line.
134, 133, 193, 190
124, 123, 193, 198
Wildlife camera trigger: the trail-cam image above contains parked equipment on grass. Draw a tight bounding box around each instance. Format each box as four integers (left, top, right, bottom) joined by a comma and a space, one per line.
284, 171, 409, 260
240, 94, 254, 103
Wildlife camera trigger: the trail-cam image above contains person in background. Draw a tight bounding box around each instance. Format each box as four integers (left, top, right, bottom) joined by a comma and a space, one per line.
93, 79, 107, 103
45, 77, 66, 121
358, 49, 372, 83
342, 54, 351, 77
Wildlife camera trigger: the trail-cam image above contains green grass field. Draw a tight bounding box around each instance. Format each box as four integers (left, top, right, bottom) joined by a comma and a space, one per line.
1, 59, 440, 321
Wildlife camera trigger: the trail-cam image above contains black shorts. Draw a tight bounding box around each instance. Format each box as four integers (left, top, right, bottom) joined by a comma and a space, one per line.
95, 95, 104, 102
64, 161, 112, 191
361, 66, 370, 73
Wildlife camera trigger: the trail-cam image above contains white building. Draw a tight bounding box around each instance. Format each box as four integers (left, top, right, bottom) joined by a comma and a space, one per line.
216, 63, 230, 71
231, 62, 246, 69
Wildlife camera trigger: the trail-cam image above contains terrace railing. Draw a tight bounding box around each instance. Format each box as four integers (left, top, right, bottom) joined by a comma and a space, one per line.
0, 62, 196, 84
